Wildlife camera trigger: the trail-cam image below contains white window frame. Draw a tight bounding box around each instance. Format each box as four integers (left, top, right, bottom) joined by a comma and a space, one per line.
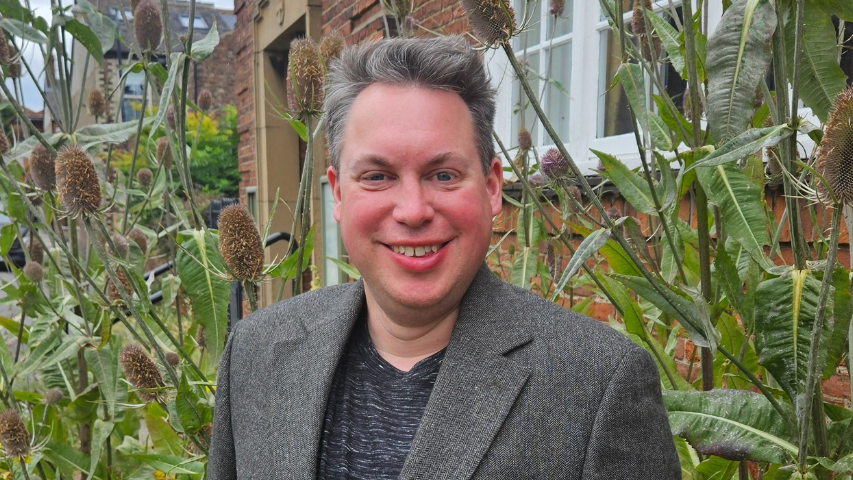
320, 176, 346, 286
120, 68, 148, 122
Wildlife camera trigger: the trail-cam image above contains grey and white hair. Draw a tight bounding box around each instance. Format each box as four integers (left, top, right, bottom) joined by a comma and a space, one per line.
324, 35, 497, 174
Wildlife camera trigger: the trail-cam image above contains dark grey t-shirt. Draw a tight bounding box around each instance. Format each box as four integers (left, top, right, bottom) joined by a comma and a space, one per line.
316, 319, 445, 480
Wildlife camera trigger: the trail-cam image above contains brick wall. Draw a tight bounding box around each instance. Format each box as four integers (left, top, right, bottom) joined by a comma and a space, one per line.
233, 0, 257, 199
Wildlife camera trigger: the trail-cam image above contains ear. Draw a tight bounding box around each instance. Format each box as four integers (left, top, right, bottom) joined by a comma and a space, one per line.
486, 157, 503, 217
327, 166, 343, 222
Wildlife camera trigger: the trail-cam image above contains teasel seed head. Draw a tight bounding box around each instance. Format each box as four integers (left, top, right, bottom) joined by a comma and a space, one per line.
462, 0, 517, 46
197, 89, 212, 112
195, 325, 207, 348
157, 136, 172, 169
0, 410, 30, 458
7, 61, 20, 78
134, 0, 162, 52
128, 227, 148, 253
107, 267, 133, 303
88, 89, 106, 118
518, 127, 532, 151
28, 238, 43, 265
218, 204, 265, 281
165, 104, 176, 129
545, 241, 558, 281
136, 167, 153, 188
165, 351, 180, 368
0, 131, 8, 154
55, 145, 102, 216
119, 344, 165, 403
287, 39, 325, 116
22, 262, 43, 283
319, 32, 345, 64
107, 233, 129, 259
0, 30, 9, 64
817, 85, 853, 205
540, 148, 570, 179
568, 185, 582, 203
549, 0, 564, 16
43, 388, 63, 405
632, 0, 661, 63
30, 143, 56, 190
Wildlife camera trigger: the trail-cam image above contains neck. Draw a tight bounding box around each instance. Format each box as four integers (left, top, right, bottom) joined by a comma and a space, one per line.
364, 293, 458, 372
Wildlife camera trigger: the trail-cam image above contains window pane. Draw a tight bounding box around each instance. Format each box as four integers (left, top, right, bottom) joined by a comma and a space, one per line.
598, 29, 632, 137
513, 0, 542, 49
546, 42, 571, 141
511, 52, 541, 146
124, 70, 145, 96
546, 0, 573, 38
121, 99, 143, 122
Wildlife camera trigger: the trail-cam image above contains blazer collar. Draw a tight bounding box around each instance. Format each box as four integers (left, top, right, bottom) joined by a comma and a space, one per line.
271, 265, 533, 480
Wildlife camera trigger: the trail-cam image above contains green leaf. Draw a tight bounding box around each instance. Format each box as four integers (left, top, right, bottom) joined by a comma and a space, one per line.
673, 436, 701, 480
649, 113, 674, 151
0, 0, 32, 23
55, 15, 103, 65
75, 0, 116, 55
145, 403, 184, 456
190, 20, 219, 62
550, 228, 610, 301
269, 225, 315, 279
129, 453, 206, 475
811, 0, 853, 20
87, 419, 114, 480
289, 118, 308, 141
713, 313, 760, 390
664, 389, 798, 463
648, 12, 685, 75
176, 229, 230, 365
824, 267, 852, 378
1, 18, 47, 43
593, 149, 656, 215
328, 257, 361, 280
783, 3, 848, 123
753, 269, 830, 404
175, 373, 212, 435
713, 240, 747, 323
84, 341, 123, 419
44, 440, 94, 479
600, 274, 647, 341
510, 247, 537, 289
616, 62, 649, 130
75, 117, 154, 151
152, 53, 186, 134
695, 163, 770, 267
705, 0, 776, 144
689, 124, 794, 169
569, 223, 643, 277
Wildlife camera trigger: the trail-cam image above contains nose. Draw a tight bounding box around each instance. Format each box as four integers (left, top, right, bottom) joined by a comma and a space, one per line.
392, 181, 434, 227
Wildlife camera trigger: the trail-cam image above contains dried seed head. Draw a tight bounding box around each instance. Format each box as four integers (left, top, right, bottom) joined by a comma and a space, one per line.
23, 261, 43, 283
136, 167, 153, 187
540, 148, 570, 179
606, 207, 622, 220
30, 143, 56, 191
218, 204, 265, 281
0, 131, 8, 154
165, 351, 180, 368
319, 32, 345, 63
288, 39, 325, 116
28, 238, 43, 265
128, 227, 148, 253
55, 145, 102, 216
119, 344, 165, 403
545, 241, 558, 281
165, 104, 176, 129
0, 410, 30, 457
817, 85, 853, 205
568, 185, 582, 203
0, 30, 9, 64
134, 0, 162, 52
462, 0, 517, 46
88, 89, 106, 118
518, 127, 532, 151
549, 0, 564, 16
107, 267, 133, 302
197, 89, 213, 111
43, 388, 63, 405
632, 0, 661, 62
7, 61, 20, 78
157, 136, 172, 169
130, 0, 140, 10
107, 233, 129, 259
195, 325, 206, 348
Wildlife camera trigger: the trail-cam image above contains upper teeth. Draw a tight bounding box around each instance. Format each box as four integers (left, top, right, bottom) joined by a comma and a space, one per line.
392, 245, 440, 257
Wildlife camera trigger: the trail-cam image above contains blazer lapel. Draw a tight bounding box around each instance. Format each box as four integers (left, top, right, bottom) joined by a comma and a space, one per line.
269, 280, 364, 480
399, 266, 533, 480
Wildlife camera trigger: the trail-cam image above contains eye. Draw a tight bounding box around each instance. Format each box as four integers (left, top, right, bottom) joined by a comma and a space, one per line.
364, 173, 387, 182
435, 171, 454, 182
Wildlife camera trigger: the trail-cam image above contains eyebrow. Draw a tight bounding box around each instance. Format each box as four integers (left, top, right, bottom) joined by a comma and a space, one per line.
347, 152, 462, 172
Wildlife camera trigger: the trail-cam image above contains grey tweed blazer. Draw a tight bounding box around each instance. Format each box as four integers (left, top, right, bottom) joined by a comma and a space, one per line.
208, 265, 681, 479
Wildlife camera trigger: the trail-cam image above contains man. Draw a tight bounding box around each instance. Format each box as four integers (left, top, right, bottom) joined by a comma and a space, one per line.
209, 36, 680, 479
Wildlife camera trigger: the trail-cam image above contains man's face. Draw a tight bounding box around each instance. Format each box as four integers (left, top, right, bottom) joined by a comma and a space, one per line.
327, 84, 503, 320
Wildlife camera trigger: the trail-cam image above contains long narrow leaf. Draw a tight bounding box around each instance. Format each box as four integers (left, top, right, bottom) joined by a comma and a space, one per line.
550, 228, 610, 301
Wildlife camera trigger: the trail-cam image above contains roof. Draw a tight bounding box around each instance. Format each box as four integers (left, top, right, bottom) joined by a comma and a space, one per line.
77, 0, 236, 57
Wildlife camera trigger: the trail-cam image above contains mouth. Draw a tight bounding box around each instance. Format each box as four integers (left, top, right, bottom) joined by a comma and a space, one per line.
387, 242, 448, 258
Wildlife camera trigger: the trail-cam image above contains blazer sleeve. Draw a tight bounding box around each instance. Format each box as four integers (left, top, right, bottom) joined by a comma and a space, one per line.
579, 347, 682, 479
207, 329, 237, 480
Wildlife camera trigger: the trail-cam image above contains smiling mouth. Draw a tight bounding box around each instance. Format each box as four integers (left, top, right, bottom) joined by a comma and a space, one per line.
388, 243, 447, 257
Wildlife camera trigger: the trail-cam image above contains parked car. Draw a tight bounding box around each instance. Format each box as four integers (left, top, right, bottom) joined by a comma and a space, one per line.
0, 213, 27, 272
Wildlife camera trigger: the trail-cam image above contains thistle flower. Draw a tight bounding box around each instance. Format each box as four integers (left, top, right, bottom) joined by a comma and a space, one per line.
287, 39, 324, 116
29, 143, 56, 190
549, 0, 564, 16
197, 89, 213, 111
43, 388, 63, 405
817, 85, 853, 205
136, 167, 153, 188
461, 0, 517, 46
518, 127, 532, 151
527, 171, 546, 188
156, 137, 172, 169
0, 131, 8, 153
0, 410, 30, 457
107, 233, 129, 259
134, 0, 162, 52
119, 344, 165, 403
540, 148, 570, 179
218, 204, 265, 281
28, 238, 43, 265
632, 0, 661, 63
319, 32, 345, 63
23, 261, 43, 283
88, 89, 106, 118
55, 145, 102, 216
606, 207, 622, 220
128, 227, 148, 253
165, 352, 180, 368
107, 267, 133, 303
